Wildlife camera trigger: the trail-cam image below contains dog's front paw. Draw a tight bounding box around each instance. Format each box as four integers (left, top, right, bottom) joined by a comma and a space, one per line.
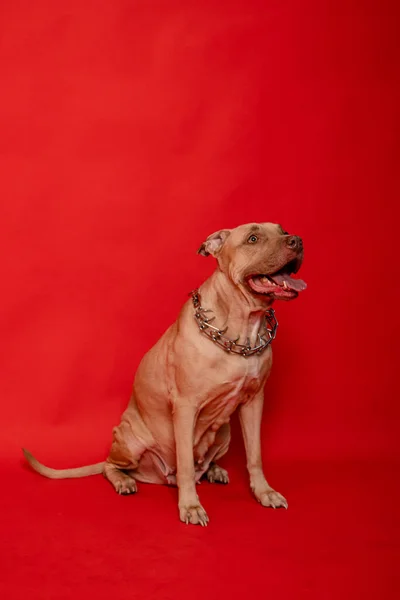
255, 489, 288, 509
179, 504, 209, 526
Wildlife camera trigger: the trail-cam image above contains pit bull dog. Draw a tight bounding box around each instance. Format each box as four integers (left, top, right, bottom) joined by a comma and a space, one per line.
23, 222, 306, 526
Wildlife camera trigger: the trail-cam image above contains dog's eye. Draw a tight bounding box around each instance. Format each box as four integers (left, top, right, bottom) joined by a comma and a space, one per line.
248, 235, 258, 244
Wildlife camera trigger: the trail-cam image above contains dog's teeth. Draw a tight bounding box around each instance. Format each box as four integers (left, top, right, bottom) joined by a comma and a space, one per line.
260, 276, 267, 283
283, 281, 288, 289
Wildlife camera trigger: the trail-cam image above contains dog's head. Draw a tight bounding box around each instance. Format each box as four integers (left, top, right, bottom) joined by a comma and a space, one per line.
198, 222, 306, 301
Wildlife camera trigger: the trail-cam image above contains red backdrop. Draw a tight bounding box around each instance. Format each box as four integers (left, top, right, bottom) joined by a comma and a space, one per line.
1, 1, 399, 599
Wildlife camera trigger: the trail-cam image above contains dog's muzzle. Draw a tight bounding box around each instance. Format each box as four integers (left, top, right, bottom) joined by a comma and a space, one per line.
286, 235, 303, 253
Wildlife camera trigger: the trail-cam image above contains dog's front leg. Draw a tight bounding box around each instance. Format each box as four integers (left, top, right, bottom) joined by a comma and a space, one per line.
239, 392, 288, 509
173, 404, 209, 526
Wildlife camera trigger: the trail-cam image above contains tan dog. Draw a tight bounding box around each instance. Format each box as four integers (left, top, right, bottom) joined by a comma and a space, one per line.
23, 222, 306, 526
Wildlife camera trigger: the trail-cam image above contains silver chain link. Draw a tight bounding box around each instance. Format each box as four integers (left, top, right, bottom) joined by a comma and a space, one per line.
190, 289, 278, 357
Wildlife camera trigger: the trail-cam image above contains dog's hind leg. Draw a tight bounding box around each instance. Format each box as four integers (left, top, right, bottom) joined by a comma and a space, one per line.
206, 463, 229, 484
104, 403, 154, 495
203, 423, 231, 484
104, 463, 137, 495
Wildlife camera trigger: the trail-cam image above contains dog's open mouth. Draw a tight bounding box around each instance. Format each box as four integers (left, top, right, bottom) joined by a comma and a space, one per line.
247, 260, 307, 299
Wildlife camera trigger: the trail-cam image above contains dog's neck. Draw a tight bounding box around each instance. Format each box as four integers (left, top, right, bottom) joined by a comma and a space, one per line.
199, 269, 273, 347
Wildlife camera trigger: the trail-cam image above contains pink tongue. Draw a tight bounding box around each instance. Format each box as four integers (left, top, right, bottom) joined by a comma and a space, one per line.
270, 273, 307, 292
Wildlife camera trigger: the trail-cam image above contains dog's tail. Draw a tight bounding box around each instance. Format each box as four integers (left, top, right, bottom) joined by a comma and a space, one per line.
22, 448, 104, 479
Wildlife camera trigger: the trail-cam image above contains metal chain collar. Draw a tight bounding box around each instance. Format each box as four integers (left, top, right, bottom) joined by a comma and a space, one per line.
190, 289, 278, 357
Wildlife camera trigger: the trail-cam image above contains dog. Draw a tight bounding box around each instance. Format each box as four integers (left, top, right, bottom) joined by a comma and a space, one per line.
23, 222, 306, 526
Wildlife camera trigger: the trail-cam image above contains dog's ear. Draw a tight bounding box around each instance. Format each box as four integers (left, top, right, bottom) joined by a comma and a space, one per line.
197, 229, 231, 257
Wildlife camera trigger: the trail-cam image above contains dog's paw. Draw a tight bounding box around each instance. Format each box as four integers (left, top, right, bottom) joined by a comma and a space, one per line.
179, 504, 209, 526
116, 476, 137, 495
256, 489, 288, 509
206, 464, 229, 484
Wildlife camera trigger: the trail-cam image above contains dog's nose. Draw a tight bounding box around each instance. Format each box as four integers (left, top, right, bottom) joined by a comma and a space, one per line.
286, 235, 303, 252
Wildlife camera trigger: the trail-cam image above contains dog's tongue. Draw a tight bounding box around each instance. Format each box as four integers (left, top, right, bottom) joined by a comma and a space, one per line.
270, 272, 307, 292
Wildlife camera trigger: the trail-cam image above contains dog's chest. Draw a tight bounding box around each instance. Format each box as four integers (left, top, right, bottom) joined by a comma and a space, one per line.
230, 356, 270, 398
192, 348, 272, 447
201, 351, 272, 416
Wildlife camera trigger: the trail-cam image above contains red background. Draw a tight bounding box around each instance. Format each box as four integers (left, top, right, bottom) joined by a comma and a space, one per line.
0, 1, 399, 598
